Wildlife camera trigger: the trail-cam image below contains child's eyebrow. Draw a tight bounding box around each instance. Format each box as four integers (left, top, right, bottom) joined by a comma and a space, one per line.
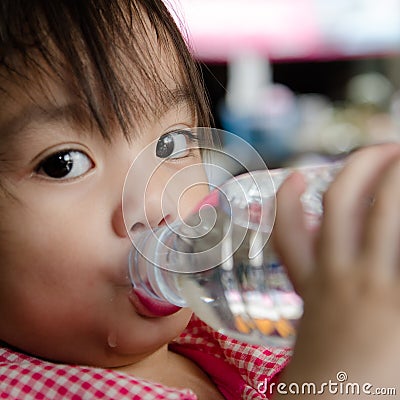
0, 102, 93, 144
156, 86, 196, 119
0, 86, 196, 146
163, 87, 193, 106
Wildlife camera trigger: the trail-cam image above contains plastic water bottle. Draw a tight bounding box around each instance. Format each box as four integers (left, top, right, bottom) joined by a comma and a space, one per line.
128, 162, 343, 348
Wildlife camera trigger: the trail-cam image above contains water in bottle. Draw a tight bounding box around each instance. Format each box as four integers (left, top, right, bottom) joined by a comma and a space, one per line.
129, 162, 343, 347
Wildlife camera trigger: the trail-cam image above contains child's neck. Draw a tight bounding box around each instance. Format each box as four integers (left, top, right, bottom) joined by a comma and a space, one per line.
114, 344, 224, 400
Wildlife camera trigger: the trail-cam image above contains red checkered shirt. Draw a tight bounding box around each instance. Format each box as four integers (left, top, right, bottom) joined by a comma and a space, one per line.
0, 315, 291, 399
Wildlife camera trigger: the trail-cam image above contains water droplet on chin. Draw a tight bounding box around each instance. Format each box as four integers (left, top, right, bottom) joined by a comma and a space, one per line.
107, 332, 118, 348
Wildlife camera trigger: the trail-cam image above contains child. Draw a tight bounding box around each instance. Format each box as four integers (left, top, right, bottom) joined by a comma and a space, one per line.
0, 1, 288, 398
0, 1, 399, 399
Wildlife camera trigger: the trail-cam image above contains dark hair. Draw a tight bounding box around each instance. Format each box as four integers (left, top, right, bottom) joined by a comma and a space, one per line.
0, 0, 211, 140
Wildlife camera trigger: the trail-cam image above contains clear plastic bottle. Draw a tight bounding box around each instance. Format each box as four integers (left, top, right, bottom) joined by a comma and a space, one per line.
129, 162, 343, 348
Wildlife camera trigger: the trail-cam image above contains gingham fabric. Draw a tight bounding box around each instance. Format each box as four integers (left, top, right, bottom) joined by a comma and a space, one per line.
0, 315, 291, 399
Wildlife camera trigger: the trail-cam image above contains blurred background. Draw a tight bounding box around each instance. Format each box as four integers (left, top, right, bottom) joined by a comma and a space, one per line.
168, 0, 400, 171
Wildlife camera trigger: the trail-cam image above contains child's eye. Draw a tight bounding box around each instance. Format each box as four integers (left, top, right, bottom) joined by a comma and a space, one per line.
155, 130, 198, 159
36, 150, 94, 179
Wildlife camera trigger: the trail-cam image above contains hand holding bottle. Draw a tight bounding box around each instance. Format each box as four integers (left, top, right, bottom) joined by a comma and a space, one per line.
273, 143, 400, 395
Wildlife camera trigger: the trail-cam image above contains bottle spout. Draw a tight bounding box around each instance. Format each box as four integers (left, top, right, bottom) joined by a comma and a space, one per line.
128, 235, 188, 315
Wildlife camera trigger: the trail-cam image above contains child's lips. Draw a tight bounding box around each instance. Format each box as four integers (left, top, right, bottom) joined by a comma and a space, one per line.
128, 287, 181, 317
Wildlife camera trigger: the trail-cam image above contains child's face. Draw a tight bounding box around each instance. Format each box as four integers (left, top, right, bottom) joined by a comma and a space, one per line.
0, 56, 209, 366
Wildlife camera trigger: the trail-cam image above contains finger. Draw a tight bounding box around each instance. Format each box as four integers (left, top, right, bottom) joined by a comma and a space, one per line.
362, 156, 400, 278
319, 143, 400, 271
273, 172, 314, 291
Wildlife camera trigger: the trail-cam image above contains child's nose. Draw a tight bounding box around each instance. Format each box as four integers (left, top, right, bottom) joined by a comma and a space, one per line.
113, 165, 180, 238
142, 178, 177, 228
